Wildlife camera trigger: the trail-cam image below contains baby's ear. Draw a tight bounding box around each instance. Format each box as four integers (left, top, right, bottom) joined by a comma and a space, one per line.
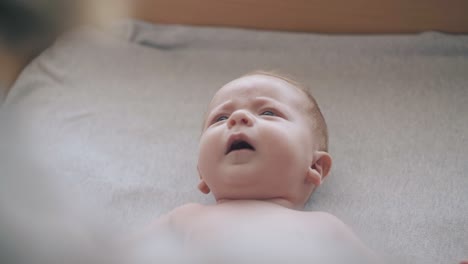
306, 151, 332, 186
198, 181, 211, 194
197, 166, 211, 194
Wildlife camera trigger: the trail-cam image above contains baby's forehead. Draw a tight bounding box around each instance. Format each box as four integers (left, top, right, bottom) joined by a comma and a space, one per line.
208, 75, 309, 111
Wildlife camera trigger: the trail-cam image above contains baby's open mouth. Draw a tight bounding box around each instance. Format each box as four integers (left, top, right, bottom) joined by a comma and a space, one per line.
226, 140, 255, 154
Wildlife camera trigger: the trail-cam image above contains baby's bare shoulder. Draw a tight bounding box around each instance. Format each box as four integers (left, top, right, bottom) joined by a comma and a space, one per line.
301, 211, 358, 238
128, 203, 205, 243
302, 211, 347, 228
164, 203, 206, 225
145, 203, 205, 229
169, 203, 206, 215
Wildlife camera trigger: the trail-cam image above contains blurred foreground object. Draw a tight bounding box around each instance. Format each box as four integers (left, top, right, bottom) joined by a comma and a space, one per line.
0, 0, 78, 97
0, 0, 130, 99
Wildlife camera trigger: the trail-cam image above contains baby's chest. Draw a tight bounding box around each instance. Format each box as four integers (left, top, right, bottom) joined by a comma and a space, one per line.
172, 209, 330, 247
169, 210, 355, 263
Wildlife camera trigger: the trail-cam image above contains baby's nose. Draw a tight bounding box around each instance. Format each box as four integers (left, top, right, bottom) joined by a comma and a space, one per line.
227, 110, 254, 129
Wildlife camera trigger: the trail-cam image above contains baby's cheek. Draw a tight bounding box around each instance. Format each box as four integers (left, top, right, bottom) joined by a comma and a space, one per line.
198, 132, 222, 174
261, 129, 299, 163
199, 130, 221, 152
266, 125, 302, 151
267, 126, 310, 168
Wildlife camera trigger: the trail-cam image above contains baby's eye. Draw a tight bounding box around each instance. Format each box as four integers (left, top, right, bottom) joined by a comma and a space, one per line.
215, 115, 229, 123
260, 110, 276, 116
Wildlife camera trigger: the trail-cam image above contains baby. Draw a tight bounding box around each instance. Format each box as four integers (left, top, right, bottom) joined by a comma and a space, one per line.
136, 71, 380, 264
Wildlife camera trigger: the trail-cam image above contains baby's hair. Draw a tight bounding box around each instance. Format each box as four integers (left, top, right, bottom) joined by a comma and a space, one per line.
242, 70, 329, 152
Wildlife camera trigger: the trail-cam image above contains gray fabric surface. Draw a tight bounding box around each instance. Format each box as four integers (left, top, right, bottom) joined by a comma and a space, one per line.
1, 20, 468, 263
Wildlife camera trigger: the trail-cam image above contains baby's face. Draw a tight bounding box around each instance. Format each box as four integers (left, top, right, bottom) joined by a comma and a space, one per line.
197, 74, 319, 207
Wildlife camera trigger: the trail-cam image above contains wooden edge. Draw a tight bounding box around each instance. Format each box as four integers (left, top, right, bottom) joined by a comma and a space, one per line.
131, 0, 468, 33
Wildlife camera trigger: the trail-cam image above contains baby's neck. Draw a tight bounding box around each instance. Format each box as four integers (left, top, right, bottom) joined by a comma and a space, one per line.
216, 198, 303, 210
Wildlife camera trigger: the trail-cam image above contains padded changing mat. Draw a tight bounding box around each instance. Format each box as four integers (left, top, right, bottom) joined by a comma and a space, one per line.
2, 20, 468, 263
